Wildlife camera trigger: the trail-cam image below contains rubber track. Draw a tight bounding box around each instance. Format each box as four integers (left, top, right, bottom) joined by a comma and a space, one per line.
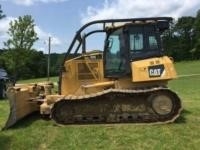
51, 86, 182, 125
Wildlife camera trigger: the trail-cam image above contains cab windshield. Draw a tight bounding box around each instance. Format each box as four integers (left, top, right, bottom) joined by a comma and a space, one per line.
105, 28, 126, 77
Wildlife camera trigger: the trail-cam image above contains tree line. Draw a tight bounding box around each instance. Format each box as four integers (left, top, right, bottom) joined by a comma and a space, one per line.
163, 10, 200, 61
0, 6, 200, 80
0, 6, 65, 80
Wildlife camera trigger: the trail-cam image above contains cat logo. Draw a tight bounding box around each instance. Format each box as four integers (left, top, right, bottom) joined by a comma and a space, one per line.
148, 65, 165, 77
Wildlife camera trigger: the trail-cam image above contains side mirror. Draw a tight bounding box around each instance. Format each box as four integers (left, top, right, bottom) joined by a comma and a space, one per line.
107, 38, 113, 50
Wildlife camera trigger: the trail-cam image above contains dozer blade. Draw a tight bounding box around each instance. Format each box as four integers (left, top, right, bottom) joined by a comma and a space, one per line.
3, 86, 39, 129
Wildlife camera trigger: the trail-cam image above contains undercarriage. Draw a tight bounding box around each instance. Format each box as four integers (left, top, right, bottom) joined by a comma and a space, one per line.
51, 86, 182, 125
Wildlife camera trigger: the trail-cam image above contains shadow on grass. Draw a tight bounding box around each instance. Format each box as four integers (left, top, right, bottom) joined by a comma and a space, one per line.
8, 112, 46, 130
0, 134, 11, 149
174, 109, 191, 124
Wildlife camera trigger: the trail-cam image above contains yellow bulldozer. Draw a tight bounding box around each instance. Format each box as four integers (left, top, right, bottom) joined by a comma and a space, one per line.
4, 17, 182, 129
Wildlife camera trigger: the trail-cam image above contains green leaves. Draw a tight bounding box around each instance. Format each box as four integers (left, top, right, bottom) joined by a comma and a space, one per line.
163, 9, 200, 61
2, 15, 39, 80
0, 5, 5, 19
4, 15, 38, 50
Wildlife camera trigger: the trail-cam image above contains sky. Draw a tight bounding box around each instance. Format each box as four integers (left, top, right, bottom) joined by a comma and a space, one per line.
0, 0, 199, 53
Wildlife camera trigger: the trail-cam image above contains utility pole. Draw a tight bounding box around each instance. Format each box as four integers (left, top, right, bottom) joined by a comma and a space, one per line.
47, 37, 51, 81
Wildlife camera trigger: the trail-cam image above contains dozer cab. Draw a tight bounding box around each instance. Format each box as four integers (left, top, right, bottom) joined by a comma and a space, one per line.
4, 17, 182, 129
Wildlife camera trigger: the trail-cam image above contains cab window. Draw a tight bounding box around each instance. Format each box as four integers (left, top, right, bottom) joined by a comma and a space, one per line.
105, 28, 126, 76
130, 34, 143, 51
148, 35, 158, 49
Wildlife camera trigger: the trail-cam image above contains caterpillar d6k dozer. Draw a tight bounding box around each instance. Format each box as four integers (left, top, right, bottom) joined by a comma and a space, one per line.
4, 17, 182, 129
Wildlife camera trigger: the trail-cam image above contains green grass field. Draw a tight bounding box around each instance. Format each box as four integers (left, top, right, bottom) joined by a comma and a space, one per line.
0, 61, 200, 150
